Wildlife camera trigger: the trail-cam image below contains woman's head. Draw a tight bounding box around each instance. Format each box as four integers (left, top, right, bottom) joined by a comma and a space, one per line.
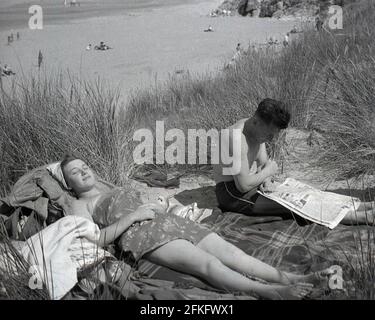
60, 154, 97, 195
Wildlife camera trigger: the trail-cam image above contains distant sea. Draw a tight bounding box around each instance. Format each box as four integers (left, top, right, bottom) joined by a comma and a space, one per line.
0, 0, 207, 31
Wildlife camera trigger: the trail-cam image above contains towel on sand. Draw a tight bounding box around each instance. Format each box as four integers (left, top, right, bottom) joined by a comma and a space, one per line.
130, 165, 181, 188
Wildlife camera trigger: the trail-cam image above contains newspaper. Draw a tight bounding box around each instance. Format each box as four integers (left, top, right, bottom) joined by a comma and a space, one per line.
258, 178, 361, 229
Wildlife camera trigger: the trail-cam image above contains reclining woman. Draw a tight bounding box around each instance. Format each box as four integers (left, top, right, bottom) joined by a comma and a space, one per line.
58, 154, 334, 300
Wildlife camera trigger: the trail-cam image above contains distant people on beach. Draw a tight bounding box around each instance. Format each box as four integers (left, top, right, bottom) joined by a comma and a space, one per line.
225, 43, 244, 69
64, 0, 81, 7
315, 16, 323, 31
2, 64, 16, 76
204, 25, 214, 32
69, 0, 80, 7
283, 33, 290, 47
7, 32, 19, 45
267, 36, 278, 46
290, 25, 299, 34
210, 9, 231, 16
94, 41, 112, 51
38, 50, 43, 69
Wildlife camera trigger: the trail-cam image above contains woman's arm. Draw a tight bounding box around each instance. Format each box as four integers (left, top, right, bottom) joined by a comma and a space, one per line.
98, 206, 155, 247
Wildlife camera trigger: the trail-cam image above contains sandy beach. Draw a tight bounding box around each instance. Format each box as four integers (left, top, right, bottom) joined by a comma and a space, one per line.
0, 0, 298, 102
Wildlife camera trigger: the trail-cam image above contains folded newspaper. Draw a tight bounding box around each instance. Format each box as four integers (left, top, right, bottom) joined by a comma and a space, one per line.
258, 178, 361, 229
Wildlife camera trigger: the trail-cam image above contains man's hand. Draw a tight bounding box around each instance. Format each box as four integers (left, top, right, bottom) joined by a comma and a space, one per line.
264, 160, 279, 177
259, 177, 278, 193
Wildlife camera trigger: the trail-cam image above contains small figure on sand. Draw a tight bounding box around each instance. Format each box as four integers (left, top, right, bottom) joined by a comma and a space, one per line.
236, 43, 242, 53
69, 0, 80, 7
315, 16, 323, 31
2, 64, 16, 76
267, 36, 278, 46
290, 25, 298, 34
16, 32, 20, 41
283, 33, 290, 47
204, 25, 214, 32
86, 44, 92, 51
225, 43, 243, 69
38, 50, 43, 70
7, 35, 11, 45
94, 41, 112, 51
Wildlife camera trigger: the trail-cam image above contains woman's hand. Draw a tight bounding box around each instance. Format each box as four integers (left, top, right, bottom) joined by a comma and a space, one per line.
138, 199, 169, 215
130, 205, 156, 223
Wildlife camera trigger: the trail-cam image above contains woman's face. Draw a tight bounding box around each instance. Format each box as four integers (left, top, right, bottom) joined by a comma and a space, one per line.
62, 159, 96, 194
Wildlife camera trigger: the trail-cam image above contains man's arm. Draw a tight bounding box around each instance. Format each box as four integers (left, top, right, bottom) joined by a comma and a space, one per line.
256, 143, 269, 168
232, 141, 277, 194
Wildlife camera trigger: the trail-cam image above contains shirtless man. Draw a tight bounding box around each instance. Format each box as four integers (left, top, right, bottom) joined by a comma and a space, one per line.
214, 98, 291, 217
214, 98, 375, 224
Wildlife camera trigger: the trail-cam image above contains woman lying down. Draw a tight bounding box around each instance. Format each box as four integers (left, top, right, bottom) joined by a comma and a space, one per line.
56, 154, 334, 300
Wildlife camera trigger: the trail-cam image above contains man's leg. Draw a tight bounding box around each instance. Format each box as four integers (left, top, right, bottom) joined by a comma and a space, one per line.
341, 207, 375, 225
217, 181, 292, 217
252, 194, 292, 217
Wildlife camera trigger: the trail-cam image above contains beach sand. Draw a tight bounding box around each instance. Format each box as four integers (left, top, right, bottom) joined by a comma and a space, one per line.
0, 0, 298, 102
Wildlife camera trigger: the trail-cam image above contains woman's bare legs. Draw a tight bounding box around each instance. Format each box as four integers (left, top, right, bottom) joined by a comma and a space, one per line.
144, 239, 312, 300
197, 233, 334, 285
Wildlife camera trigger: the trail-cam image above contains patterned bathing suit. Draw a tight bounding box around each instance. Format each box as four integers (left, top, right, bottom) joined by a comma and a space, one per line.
92, 188, 213, 261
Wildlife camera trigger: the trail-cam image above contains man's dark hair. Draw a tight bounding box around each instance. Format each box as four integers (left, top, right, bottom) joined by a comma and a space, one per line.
255, 98, 290, 129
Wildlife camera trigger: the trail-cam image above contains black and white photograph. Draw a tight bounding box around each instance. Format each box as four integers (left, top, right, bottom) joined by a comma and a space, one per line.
0, 0, 374, 304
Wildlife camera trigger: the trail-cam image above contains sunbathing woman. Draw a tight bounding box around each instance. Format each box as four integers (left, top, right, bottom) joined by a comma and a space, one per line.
58, 155, 334, 300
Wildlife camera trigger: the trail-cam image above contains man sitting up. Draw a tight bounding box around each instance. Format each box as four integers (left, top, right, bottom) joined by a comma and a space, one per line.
214, 98, 290, 217
214, 98, 375, 225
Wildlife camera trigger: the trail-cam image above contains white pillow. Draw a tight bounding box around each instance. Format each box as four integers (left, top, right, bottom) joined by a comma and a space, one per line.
46, 162, 70, 190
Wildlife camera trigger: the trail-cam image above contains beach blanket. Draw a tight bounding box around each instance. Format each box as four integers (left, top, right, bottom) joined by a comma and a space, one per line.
2, 167, 373, 299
